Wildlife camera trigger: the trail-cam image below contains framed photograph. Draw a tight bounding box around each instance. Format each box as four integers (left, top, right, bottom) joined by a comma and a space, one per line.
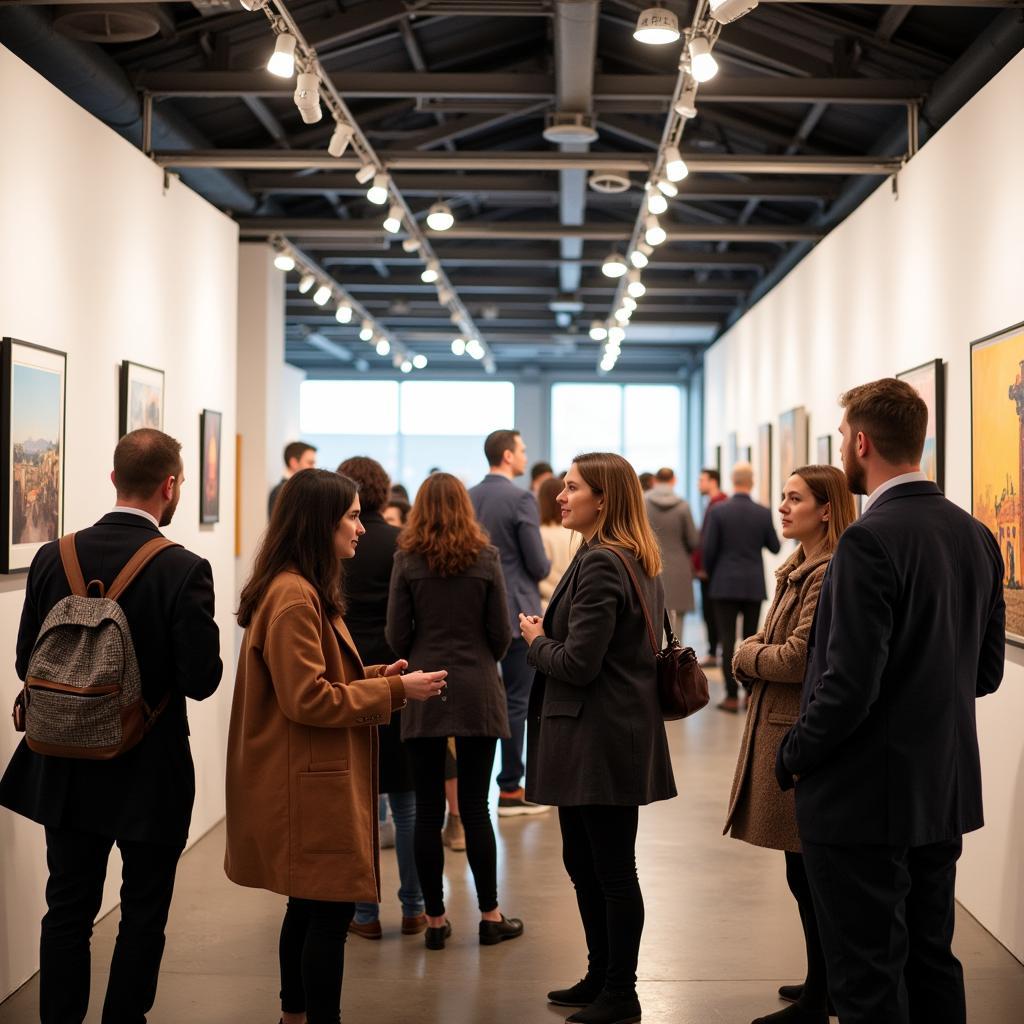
119, 361, 165, 436
971, 322, 1024, 646
714, 444, 722, 479
816, 434, 833, 465
897, 358, 945, 490
757, 423, 772, 507
1, 338, 67, 574
778, 406, 809, 484
200, 409, 223, 525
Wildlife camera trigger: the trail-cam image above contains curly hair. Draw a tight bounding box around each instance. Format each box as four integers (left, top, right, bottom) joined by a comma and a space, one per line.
336, 455, 390, 513
399, 472, 489, 575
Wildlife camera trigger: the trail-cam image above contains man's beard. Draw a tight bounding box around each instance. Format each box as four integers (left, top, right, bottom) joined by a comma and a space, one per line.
844, 453, 868, 496
159, 493, 180, 527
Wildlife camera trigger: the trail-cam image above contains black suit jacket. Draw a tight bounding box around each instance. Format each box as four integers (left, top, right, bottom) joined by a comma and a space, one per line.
703, 493, 781, 601
777, 482, 1005, 846
0, 512, 222, 846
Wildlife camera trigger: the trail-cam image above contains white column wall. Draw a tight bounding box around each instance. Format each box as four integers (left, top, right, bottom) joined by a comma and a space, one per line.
703, 50, 1024, 960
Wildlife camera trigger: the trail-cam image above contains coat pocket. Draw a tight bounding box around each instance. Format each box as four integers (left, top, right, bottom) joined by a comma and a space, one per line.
298, 771, 355, 854
767, 711, 798, 728
545, 699, 583, 718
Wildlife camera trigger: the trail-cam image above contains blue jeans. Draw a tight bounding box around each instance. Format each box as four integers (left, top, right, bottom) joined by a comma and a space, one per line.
354, 790, 422, 923
497, 638, 533, 793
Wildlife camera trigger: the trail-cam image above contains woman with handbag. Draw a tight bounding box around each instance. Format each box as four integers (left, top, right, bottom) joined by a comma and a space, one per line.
519, 452, 677, 1024
723, 464, 856, 1024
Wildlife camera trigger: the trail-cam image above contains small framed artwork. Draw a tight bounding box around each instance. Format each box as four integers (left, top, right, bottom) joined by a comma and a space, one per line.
896, 358, 945, 490
1, 338, 67, 573
119, 361, 165, 437
816, 434, 833, 465
741, 445, 752, 463
727, 432, 739, 475
778, 406, 809, 483
200, 409, 223, 525
714, 444, 722, 479
757, 423, 772, 507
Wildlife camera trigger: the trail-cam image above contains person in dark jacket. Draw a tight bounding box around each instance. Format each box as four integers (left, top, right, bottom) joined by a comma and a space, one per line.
336, 456, 425, 941
703, 462, 781, 712
644, 466, 700, 636
0, 429, 223, 1024
521, 452, 676, 1024
777, 379, 1005, 1024
386, 472, 522, 951
267, 441, 316, 519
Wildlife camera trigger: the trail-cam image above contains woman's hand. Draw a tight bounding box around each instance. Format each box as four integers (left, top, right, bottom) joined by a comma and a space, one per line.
382, 659, 409, 678
401, 669, 448, 702
518, 613, 545, 646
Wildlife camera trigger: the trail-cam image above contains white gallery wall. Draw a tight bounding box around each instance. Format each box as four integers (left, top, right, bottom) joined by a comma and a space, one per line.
0, 47, 239, 999
704, 50, 1024, 960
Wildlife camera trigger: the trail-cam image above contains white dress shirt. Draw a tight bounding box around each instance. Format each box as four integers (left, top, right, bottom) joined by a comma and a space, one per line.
111, 506, 160, 529
861, 471, 929, 515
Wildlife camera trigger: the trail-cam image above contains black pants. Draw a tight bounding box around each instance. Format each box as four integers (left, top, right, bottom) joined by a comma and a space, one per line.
497, 639, 532, 792
40, 825, 183, 1024
699, 578, 718, 656
784, 851, 829, 1012
714, 599, 761, 698
559, 805, 643, 996
802, 838, 965, 1024
279, 897, 355, 1024
407, 735, 499, 916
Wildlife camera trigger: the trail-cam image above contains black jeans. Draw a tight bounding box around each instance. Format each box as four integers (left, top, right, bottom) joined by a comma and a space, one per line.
699, 578, 718, 656
278, 897, 356, 1024
497, 638, 532, 792
714, 599, 761, 698
39, 826, 183, 1024
559, 805, 643, 996
407, 735, 499, 916
802, 838, 965, 1024
785, 851, 829, 1012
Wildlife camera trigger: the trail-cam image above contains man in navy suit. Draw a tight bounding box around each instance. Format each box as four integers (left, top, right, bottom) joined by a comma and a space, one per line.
777, 378, 1005, 1024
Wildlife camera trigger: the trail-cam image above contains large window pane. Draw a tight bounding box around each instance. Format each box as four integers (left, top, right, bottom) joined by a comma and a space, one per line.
300, 381, 399, 435
623, 385, 681, 475
400, 381, 514, 436
550, 384, 622, 472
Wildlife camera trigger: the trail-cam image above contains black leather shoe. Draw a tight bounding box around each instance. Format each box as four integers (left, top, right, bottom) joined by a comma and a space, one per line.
777, 984, 835, 1016
547, 975, 606, 1007
479, 914, 524, 945
424, 920, 452, 950
565, 990, 641, 1024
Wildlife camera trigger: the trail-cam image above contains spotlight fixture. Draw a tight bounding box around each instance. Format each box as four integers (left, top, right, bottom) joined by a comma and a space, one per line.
466, 339, 485, 361
627, 270, 646, 299
709, 0, 759, 26
355, 162, 377, 184
298, 272, 315, 294
359, 319, 374, 342
664, 145, 689, 182
630, 243, 652, 269
608, 325, 626, 344
366, 173, 389, 205
645, 214, 666, 246
402, 237, 422, 253
426, 201, 455, 231
655, 177, 678, 197
622, 296, 638, 312
646, 188, 668, 216
240, 0, 268, 9
335, 302, 353, 324
328, 122, 354, 158
267, 33, 296, 78
421, 262, 440, 284
688, 36, 719, 83
438, 287, 453, 306
601, 251, 628, 278
633, 6, 680, 45
400, 359, 413, 374
451, 337, 467, 356
375, 338, 391, 356
589, 321, 608, 342
383, 203, 403, 234
614, 306, 631, 323
293, 72, 322, 124
675, 83, 698, 120
606, 338, 622, 354
412, 354, 428, 370
481, 304, 499, 321
312, 284, 331, 306
273, 252, 295, 272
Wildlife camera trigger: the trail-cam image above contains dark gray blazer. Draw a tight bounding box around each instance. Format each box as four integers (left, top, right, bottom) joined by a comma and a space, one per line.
525, 543, 677, 807
703, 493, 781, 601
469, 474, 550, 627
386, 544, 512, 740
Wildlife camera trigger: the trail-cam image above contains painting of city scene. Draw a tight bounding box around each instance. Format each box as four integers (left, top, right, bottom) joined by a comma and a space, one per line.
971, 323, 1024, 645
1, 339, 67, 573
897, 358, 945, 489
120, 361, 164, 436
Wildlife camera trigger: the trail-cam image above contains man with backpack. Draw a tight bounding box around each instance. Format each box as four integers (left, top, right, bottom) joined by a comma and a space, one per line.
0, 428, 222, 1024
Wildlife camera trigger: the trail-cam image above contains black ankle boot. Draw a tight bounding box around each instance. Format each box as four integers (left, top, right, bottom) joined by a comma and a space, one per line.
777, 984, 835, 1016
424, 919, 452, 950
547, 974, 606, 1007
752, 1003, 827, 1024
565, 990, 642, 1024
479, 914, 524, 945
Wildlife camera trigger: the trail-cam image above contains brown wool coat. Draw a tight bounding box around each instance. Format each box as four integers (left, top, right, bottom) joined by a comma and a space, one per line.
723, 547, 831, 852
224, 570, 405, 903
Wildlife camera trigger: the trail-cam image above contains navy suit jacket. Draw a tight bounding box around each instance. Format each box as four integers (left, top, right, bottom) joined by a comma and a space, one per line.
703, 493, 780, 601
777, 482, 1005, 846
469, 474, 550, 627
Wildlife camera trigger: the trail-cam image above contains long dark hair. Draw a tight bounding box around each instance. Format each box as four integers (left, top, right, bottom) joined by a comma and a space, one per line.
237, 469, 356, 627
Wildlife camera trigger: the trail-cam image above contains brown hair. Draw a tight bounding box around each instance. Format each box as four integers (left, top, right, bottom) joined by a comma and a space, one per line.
337, 456, 389, 513
283, 441, 316, 468
399, 472, 489, 575
484, 429, 520, 468
655, 467, 674, 482
113, 429, 182, 499
537, 476, 563, 526
237, 469, 355, 627
840, 378, 927, 465
792, 464, 857, 552
572, 452, 662, 577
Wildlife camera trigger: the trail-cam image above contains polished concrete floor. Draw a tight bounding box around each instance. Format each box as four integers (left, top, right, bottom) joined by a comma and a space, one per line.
3, 663, 1023, 1023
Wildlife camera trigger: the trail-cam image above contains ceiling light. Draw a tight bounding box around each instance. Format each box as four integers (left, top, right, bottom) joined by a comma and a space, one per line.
600, 357, 616, 373
675, 83, 698, 120
267, 33, 296, 78
450, 311, 462, 324
297, 272, 315, 294
293, 72, 322, 124
627, 270, 646, 298
355, 162, 376, 184
589, 321, 608, 342
273, 252, 295, 272
608, 325, 626, 344
360, 319, 374, 341
664, 145, 689, 182
614, 306, 631, 323
601, 251, 628, 278
629, 245, 650, 269
421, 263, 439, 284
366, 173, 389, 205
335, 302, 352, 324
481, 304, 499, 320
426, 202, 455, 231
606, 339, 622, 355
451, 337, 466, 355
328, 122, 354, 158
647, 188, 668, 215
709, 0, 759, 25
689, 36, 719, 83
412, 354, 428, 370
240, 0, 269, 9
383, 203, 403, 234
400, 359, 413, 374
376, 338, 391, 356
655, 177, 678, 197
622, 296, 638, 313
438, 287, 453, 305
633, 7, 680, 45
402, 236, 421, 253
466, 338, 485, 360
312, 284, 331, 306
645, 214, 666, 246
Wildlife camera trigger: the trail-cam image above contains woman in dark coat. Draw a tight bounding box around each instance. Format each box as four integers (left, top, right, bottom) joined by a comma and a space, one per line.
386, 472, 522, 950
520, 452, 676, 1024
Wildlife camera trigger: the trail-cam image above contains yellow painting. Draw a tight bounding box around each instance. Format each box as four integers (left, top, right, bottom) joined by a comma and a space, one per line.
971, 322, 1024, 645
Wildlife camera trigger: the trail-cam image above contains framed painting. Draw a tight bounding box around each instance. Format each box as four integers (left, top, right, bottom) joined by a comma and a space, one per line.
119, 361, 165, 436
897, 358, 945, 490
200, 409, 223, 525
741, 444, 752, 464
1, 338, 67, 573
727, 432, 739, 476
971, 322, 1024, 646
757, 423, 772, 507
714, 444, 722, 479
778, 406, 809, 484
816, 434, 833, 465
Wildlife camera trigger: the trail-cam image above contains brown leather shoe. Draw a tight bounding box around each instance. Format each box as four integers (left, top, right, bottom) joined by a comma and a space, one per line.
717, 697, 740, 713
348, 919, 382, 940
402, 914, 428, 935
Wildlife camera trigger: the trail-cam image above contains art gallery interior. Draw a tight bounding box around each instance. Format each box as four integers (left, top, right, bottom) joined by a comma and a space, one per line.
1, 1, 1023, 1021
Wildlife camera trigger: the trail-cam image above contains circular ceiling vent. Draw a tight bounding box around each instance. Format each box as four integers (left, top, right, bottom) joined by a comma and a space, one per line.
54, 5, 165, 43
542, 113, 600, 145
588, 171, 632, 194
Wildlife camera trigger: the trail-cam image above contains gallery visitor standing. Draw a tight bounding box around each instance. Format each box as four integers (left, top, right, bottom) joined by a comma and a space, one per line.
644, 466, 700, 638
694, 467, 728, 667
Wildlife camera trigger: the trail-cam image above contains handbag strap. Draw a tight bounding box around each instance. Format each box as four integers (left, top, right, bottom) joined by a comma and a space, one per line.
603, 546, 659, 656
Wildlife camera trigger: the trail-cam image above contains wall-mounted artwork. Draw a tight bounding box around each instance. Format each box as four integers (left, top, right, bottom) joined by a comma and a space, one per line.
757, 423, 772, 507
200, 409, 222, 525
727, 432, 739, 476
119, 361, 165, 436
816, 434, 833, 465
714, 444, 722, 479
971, 322, 1024, 646
740, 445, 752, 464
778, 406, 809, 484
1, 339, 67, 573
896, 358, 945, 490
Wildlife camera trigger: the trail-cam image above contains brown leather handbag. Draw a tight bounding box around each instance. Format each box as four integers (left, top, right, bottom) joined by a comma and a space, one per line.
605, 547, 710, 721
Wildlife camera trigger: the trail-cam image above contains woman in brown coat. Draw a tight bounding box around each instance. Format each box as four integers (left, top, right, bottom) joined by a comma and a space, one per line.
225, 469, 447, 1024
724, 464, 856, 1024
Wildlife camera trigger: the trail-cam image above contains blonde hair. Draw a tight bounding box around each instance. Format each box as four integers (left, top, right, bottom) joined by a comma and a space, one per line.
792, 464, 857, 552
572, 452, 662, 578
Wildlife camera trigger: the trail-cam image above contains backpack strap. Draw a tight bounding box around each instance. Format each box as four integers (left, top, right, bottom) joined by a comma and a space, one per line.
59, 534, 88, 598
603, 546, 659, 656
106, 537, 179, 602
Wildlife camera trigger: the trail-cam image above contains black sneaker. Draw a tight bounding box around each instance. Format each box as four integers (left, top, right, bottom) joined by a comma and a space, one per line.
565, 990, 641, 1024
497, 788, 550, 817
548, 975, 606, 1007
479, 914, 524, 945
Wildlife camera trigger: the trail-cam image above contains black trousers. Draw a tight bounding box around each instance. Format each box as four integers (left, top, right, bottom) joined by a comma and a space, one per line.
40, 825, 183, 1024
802, 838, 965, 1024
278, 897, 356, 1024
699, 578, 718, 656
559, 805, 643, 996
714, 599, 761, 698
407, 735, 499, 916
784, 851, 829, 1012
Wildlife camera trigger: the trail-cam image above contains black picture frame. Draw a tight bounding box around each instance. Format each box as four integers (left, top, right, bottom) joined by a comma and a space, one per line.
757, 423, 772, 506
816, 434, 833, 465
896, 358, 945, 491
200, 409, 223, 525
119, 360, 165, 437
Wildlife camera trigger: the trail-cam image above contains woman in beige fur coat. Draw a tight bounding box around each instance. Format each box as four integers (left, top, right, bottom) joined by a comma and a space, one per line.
724, 464, 856, 1024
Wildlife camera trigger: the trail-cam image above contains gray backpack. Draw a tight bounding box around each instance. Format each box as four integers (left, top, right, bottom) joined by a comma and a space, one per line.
13, 533, 178, 759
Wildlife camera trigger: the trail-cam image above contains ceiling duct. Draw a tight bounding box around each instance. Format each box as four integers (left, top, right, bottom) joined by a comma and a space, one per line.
53, 4, 172, 43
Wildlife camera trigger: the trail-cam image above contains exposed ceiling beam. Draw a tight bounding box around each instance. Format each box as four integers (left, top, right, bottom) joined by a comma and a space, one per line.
316, 250, 773, 270
878, 6, 914, 42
